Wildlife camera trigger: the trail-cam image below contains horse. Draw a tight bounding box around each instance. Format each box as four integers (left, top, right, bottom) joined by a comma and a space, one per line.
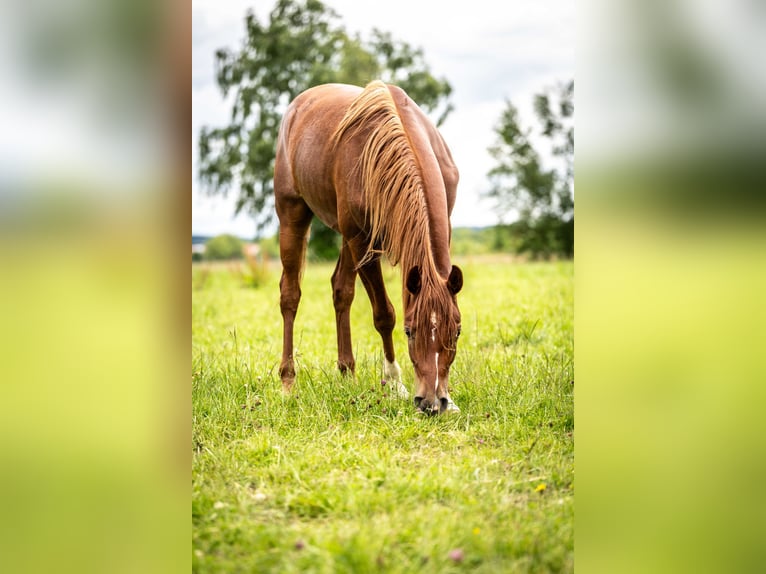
274, 80, 463, 415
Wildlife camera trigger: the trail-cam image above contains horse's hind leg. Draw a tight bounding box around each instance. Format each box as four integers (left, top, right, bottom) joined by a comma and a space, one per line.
331, 241, 357, 375
276, 198, 312, 391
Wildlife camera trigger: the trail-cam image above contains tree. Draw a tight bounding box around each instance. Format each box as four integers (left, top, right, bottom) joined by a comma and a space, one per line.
198, 0, 454, 260
204, 234, 244, 261
485, 80, 574, 258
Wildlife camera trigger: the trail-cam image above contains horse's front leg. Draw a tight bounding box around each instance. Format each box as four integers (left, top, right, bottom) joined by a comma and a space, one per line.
331, 241, 357, 375
353, 252, 409, 399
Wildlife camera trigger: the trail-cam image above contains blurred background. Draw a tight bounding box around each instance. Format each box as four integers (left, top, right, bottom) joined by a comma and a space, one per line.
0, 0, 188, 572
578, 1, 766, 572
1, 0, 765, 571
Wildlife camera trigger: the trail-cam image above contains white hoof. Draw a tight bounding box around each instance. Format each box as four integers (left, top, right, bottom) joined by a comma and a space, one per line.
443, 399, 460, 413
383, 359, 409, 398
391, 381, 409, 398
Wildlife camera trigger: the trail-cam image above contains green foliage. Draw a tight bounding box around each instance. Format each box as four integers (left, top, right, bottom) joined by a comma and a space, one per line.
198, 0, 453, 231
486, 80, 574, 258
450, 227, 493, 256
204, 234, 244, 261
499, 218, 574, 260
488, 224, 523, 253
192, 258, 573, 572
308, 218, 341, 262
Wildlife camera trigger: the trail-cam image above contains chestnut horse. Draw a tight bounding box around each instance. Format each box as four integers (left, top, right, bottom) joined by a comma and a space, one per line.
274, 80, 463, 414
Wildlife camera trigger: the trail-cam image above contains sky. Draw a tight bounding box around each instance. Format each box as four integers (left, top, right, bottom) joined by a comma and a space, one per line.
192, 0, 574, 238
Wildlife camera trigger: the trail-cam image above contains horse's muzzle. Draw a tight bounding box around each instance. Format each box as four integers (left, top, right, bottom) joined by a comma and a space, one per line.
414, 396, 459, 415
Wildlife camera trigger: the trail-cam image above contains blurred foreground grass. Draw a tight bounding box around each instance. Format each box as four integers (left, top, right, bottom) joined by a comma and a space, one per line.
576, 200, 766, 573
0, 201, 188, 573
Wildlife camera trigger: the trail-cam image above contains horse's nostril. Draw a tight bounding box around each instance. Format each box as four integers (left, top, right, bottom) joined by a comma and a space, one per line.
414, 396, 442, 416
439, 397, 449, 413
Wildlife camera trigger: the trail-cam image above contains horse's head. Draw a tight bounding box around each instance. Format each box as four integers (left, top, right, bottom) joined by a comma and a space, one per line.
403, 265, 463, 415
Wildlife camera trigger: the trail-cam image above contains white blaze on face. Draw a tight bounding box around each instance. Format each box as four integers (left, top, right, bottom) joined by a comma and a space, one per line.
434, 352, 440, 391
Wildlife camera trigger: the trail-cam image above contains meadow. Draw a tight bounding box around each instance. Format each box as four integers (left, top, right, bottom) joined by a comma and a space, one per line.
192, 256, 573, 573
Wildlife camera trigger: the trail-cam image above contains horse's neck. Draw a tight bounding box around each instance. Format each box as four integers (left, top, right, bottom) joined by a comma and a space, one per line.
426, 203, 452, 278
416, 157, 452, 279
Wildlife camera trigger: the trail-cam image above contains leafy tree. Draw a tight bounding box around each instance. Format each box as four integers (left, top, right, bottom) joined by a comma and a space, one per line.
204, 234, 244, 261
485, 80, 574, 258
198, 0, 454, 261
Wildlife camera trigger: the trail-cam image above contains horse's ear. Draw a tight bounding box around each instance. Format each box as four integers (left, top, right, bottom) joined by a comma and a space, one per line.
406, 266, 421, 296
447, 265, 463, 295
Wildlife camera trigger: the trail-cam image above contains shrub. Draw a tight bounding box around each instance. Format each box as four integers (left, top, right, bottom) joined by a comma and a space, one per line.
205, 234, 244, 261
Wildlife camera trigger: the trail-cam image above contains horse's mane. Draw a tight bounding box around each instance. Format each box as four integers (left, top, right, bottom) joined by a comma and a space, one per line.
331, 80, 458, 352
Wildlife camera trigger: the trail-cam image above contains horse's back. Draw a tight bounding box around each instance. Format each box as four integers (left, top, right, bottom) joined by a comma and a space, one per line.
275, 81, 458, 233
275, 84, 364, 228
277, 83, 361, 168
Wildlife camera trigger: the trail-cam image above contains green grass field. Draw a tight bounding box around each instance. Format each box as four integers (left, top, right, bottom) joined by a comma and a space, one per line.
192, 256, 573, 573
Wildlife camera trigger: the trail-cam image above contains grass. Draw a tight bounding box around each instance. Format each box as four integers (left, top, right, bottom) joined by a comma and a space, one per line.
192, 256, 573, 573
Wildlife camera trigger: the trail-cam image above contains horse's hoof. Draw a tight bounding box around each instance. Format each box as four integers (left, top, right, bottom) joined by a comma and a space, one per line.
383, 360, 408, 398
281, 378, 295, 394
442, 399, 460, 413
391, 381, 409, 399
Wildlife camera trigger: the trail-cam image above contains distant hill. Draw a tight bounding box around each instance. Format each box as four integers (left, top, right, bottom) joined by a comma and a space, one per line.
192, 234, 253, 245
192, 235, 211, 245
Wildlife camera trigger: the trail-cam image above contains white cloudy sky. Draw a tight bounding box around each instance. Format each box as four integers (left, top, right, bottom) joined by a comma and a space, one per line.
192, 0, 574, 238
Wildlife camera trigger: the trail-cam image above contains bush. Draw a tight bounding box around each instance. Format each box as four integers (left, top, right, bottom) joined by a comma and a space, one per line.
205, 234, 244, 261
308, 219, 340, 262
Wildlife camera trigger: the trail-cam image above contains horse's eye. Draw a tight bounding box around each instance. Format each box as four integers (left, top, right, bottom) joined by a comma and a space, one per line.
456, 326, 462, 338
404, 326, 412, 339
